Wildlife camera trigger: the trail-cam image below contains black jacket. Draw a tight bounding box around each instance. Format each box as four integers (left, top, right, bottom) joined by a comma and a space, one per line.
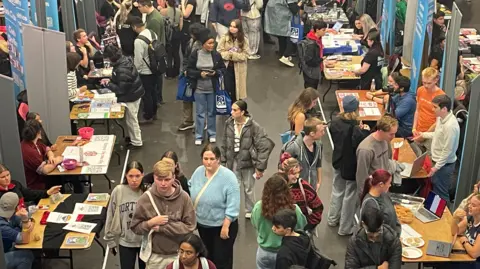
275, 231, 311, 269
0, 180, 48, 204
299, 37, 323, 80
107, 56, 145, 103
330, 117, 370, 180
186, 49, 225, 91
345, 225, 402, 269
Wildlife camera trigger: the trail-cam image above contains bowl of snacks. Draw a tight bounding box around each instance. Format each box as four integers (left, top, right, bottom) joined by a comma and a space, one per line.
78, 127, 94, 140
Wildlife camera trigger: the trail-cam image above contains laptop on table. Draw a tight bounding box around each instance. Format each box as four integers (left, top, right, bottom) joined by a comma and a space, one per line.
415, 191, 447, 223
400, 152, 427, 178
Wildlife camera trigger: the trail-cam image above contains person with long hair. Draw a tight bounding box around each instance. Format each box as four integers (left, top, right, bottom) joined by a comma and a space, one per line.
161, 0, 183, 78
66, 52, 87, 102
359, 169, 400, 236
179, 0, 197, 55
104, 161, 146, 269
354, 29, 384, 90
166, 234, 217, 269
161, 150, 190, 196
190, 144, 240, 269
26, 112, 54, 149
451, 194, 480, 267
356, 14, 376, 45
287, 88, 319, 135
279, 153, 323, 233
113, 0, 138, 57
251, 173, 307, 269
221, 100, 274, 218
217, 19, 249, 102
327, 95, 370, 236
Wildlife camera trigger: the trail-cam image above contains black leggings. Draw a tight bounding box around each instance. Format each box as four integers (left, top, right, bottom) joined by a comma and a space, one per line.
224, 64, 237, 102
166, 35, 182, 78
119, 245, 145, 269
198, 221, 238, 269
276, 36, 295, 57
303, 72, 319, 89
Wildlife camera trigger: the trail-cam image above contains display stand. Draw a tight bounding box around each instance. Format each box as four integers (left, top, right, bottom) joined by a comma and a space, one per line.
23, 25, 72, 139
402, 0, 419, 64
440, 3, 462, 95
75, 0, 98, 37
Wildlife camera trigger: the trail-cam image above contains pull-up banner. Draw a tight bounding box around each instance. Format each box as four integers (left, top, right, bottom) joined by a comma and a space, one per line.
380, 0, 395, 53
31, 0, 60, 30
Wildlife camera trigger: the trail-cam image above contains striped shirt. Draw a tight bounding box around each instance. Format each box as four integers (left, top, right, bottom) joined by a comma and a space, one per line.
67, 71, 79, 101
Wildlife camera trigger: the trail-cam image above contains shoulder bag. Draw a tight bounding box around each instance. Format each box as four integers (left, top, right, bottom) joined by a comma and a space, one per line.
139, 191, 162, 262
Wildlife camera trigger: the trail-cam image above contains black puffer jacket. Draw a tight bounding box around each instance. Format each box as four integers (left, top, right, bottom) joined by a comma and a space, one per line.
221, 116, 275, 172
345, 224, 402, 269
186, 49, 225, 91
106, 56, 145, 103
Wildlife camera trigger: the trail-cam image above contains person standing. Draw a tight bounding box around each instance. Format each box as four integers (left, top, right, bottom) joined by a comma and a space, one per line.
287, 87, 319, 136
356, 115, 397, 195
413, 95, 460, 202
221, 100, 275, 219
432, 11, 446, 49
132, 16, 158, 123
161, 0, 183, 79
189, 145, 240, 269
353, 30, 384, 90
298, 20, 327, 89
328, 95, 370, 236
209, 0, 240, 41
113, 0, 138, 57
130, 160, 197, 268
179, 0, 197, 55
137, 0, 166, 104
102, 45, 145, 149
101, 0, 120, 21
217, 19, 249, 102
241, 0, 263, 60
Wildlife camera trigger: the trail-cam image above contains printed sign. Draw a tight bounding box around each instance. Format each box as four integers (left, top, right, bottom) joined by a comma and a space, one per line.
30, 0, 60, 30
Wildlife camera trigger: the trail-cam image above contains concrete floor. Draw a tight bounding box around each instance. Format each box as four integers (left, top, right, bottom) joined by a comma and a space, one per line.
47, 1, 480, 268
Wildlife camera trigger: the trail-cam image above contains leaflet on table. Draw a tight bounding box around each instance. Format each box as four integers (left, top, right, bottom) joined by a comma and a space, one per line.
73, 203, 103, 215
63, 222, 97, 234
110, 103, 122, 112
90, 101, 112, 113
62, 146, 84, 162
359, 101, 378, 108
81, 165, 108, 174
47, 212, 78, 224
400, 224, 422, 240
87, 112, 110, 119
87, 193, 110, 202
363, 108, 381, 116
65, 235, 89, 247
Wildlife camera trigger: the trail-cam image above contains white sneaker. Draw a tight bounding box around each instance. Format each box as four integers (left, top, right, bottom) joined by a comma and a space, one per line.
195, 140, 202, 146
279, 56, 294, 67
209, 137, 216, 143
248, 54, 261, 60
245, 212, 252, 219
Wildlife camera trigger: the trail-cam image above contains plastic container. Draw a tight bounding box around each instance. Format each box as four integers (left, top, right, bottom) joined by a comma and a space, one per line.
390, 193, 425, 213
62, 159, 78, 170
78, 127, 94, 140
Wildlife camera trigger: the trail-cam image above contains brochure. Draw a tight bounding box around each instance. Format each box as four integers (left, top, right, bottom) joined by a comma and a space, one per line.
73, 203, 103, 215
47, 212, 77, 224
63, 222, 97, 234
87, 193, 110, 202
65, 235, 90, 247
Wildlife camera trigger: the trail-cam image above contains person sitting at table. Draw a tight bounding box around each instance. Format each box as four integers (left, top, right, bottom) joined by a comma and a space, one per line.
299, 20, 327, 90
66, 41, 76, 53
454, 180, 480, 219
287, 87, 319, 136
102, 45, 145, 149
66, 52, 88, 102
0, 163, 61, 204
366, 73, 416, 138
345, 206, 402, 269
354, 30, 384, 91
0, 192, 35, 269
352, 17, 364, 39
26, 112, 55, 150
429, 34, 446, 70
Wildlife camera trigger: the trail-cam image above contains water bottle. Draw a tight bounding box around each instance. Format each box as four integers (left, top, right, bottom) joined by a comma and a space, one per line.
370, 79, 376, 92
333, 2, 337, 12
89, 60, 95, 72
100, 40, 104, 53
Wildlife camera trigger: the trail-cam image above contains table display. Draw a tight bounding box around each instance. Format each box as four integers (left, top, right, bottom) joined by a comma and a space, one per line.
335, 90, 383, 121
305, 5, 349, 25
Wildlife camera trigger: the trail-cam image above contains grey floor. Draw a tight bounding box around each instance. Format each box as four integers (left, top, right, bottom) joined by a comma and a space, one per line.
48, 1, 480, 268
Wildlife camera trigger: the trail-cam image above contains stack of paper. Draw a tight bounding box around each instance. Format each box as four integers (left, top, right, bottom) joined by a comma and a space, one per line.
401, 224, 422, 240
363, 108, 381, 116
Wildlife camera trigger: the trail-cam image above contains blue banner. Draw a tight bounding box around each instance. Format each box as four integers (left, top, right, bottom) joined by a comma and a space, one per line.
30, 0, 60, 30
380, 0, 395, 52
3, 0, 30, 95
410, 0, 435, 93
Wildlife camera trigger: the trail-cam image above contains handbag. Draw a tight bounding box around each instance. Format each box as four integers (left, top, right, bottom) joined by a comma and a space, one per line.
280, 130, 294, 144
176, 73, 195, 102
215, 76, 232, 116
290, 14, 304, 44
139, 191, 161, 262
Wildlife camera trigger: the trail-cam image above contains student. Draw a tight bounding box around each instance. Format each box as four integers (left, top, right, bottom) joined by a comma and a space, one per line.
345, 206, 402, 269
101, 0, 120, 21
161, 0, 183, 79
355, 14, 376, 45
432, 11, 446, 48
217, 19, 249, 102
221, 100, 274, 218
298, 20, 327, 90
429, 34, 446, 70
354, 29, 384, 90
208, 0, 240, 41
356, 115, 397, 195
251, 173, 307, 269
413, 95, 460, 202
287, 88, 319, 136
166, 234, 217, 269
272, 209, 311, 269
179, 0, 197, 55
130, 160, 196, 268
26, 112, 55, 149
451, 194, 480, 267
241, 0, 263, 60
113, 0, 138, 57
0, 193, 35, 269
104, 161, 146, 269
352, 17, 364, 39
73, 28, 95, 75
328, 95, 370, 236
66, 52, 87, 102
284, 117, 325, 191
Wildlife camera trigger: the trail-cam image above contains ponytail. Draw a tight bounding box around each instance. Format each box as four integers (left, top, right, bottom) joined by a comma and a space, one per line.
360, 169, 392, 202
360, 175, 373, 202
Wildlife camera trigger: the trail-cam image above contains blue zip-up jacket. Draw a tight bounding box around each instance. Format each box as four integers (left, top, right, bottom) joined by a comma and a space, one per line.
392, 92, 416, 134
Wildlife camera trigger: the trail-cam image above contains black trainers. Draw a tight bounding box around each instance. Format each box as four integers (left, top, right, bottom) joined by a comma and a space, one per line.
178, 123, 195, 131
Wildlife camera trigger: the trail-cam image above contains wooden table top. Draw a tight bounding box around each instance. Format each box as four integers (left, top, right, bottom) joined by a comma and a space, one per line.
335, 89, 385, 121
391, 138, 428, 179
402, 208, 476, 263
15, 194, 109, 250
70, 103, 125, 120
48, 135, 115, 176
323, 56, 363, 80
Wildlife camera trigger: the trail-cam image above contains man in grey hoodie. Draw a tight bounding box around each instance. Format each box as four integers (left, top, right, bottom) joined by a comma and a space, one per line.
284, 117, 325, 191
130, 160, 196, 268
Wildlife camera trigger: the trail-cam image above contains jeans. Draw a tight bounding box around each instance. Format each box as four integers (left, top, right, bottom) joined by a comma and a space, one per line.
432, 162, 455, 203
140, 74, 158, 120
327, 169, 357, 235
166, 35, 181, 78
124, 98, 143, 146
224, 65, 237, 102
194, 91, 216, 140
256, 247, 277, 269
119, 245, 145, 269
242, 17, 262, 55
198, 221, 238, 269
5, 250, 34, 269
395, 125, 413, 138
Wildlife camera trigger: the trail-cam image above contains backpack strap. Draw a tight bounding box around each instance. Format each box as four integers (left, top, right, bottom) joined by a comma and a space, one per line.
199, 257, 210, 269
360, 197, 380, 219
173, 259, 180, 269
297, 179, 311, 214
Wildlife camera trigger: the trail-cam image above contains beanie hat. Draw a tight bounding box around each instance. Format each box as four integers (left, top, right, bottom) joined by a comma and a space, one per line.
342, 95, 359, 113
197, 29, 215, 45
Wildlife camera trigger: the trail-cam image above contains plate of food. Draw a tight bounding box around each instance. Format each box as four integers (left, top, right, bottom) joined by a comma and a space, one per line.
402, 247, 423, 259
402, 237, 425, 248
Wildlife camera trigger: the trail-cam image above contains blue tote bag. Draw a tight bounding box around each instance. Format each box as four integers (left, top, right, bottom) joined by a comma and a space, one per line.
290, 15, 304, 44
176, 73, 195, 102
215, 76, 232, 116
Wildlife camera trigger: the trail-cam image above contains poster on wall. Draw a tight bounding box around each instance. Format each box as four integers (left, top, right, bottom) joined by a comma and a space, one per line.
30, 0, 60, 30
410, 0, 435, 92
3, 0, 30, 95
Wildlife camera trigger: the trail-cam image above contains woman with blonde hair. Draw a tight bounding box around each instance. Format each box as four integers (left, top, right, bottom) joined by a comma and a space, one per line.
287, 87, 319, 135
113, 0, 138, 56
327, 95, 370, 236
356, 14, 377, 46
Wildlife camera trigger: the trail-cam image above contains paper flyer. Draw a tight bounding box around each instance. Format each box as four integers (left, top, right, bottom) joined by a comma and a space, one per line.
73, 203, 103, 215
63, 222, 97, 234
47, 212, 77, 224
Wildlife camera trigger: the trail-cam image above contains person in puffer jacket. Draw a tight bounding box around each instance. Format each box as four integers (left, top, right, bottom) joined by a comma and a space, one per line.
221, 100, 275, 218
298, 20, 327, 89
102, 45, 145, 148
345, 206, 402, 269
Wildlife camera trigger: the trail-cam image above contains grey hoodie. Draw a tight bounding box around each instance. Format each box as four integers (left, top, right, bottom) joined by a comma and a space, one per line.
104, 184, 144, 248
284, 133, 323, 187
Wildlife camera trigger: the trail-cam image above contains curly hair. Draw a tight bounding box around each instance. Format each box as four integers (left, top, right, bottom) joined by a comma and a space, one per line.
261, 173, 295, 220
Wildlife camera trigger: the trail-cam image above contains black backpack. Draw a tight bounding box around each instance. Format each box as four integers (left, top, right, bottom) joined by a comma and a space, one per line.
305, 239, 337, 269
240, 0, 254, 12
164, 8, 181, 45
137, 29, 167, 75
297, 39, 309, 74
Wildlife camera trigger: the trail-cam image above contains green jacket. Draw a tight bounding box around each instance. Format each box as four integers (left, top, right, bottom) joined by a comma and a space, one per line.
251, 201, 307, 251
395, 0, 407, 25
146, 9, 166, 46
